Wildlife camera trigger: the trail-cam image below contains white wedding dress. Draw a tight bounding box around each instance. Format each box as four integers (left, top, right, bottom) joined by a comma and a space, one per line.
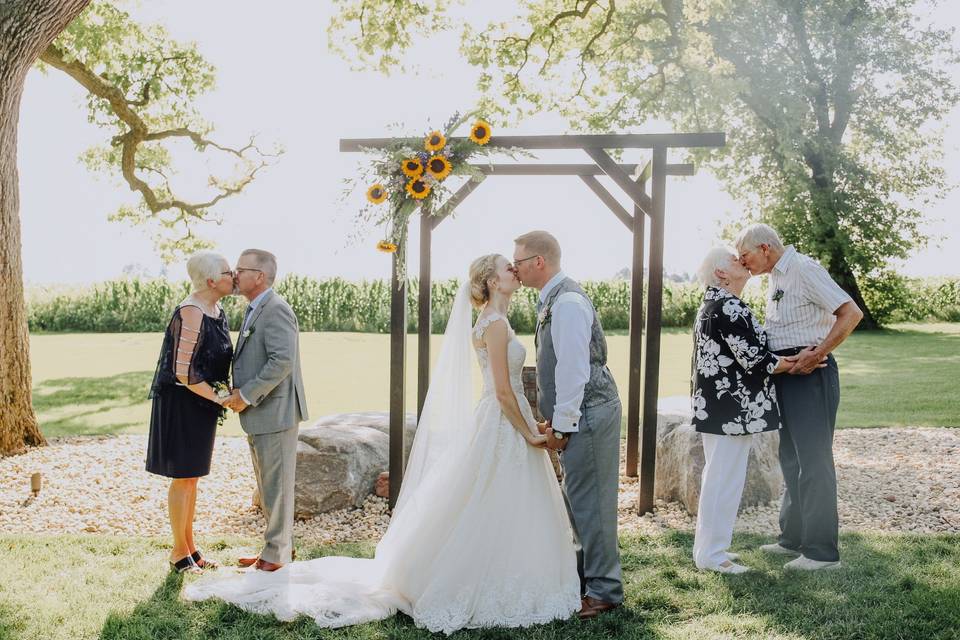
183, 285, 581, 634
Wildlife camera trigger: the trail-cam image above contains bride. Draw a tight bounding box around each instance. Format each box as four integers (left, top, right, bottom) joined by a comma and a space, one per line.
184, 254, 582, 633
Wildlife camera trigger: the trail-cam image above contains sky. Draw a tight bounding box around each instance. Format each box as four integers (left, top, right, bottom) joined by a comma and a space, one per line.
17, 1, 960, 286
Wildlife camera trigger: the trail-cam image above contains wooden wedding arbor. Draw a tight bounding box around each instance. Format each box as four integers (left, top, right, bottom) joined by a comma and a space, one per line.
340, 132, 725, 512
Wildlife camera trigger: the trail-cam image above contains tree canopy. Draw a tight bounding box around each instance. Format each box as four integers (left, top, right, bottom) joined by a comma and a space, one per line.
329, 0, 959, 327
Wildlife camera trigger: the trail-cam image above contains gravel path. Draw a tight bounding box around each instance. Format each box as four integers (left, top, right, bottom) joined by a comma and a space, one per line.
1, 428, 957, 545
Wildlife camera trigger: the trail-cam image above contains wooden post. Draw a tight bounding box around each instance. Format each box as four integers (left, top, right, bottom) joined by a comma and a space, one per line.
388, 229, 408, 509
638, 146, 667, 513
625, 180, 647, 478
417, 207, 432, 419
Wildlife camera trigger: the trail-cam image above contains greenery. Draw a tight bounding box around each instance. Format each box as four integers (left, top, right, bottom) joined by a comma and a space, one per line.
27, 323, 960, 439
27, 275, 960, 335
37, 1, 277, 260
329, 0, 960, 329
0, 532, 958, 639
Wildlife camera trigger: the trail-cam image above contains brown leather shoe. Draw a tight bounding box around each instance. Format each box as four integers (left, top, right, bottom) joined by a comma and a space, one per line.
578, 596, 621, 620
254, 558, 284, 572
237, 556, 259, 568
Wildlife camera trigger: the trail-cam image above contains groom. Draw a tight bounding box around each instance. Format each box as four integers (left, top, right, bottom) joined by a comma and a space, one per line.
512, 230, 624, 620
223, 248, 308, 572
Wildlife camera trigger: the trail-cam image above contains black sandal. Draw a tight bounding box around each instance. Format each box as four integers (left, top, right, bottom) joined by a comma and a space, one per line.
170, 555, 202, 574
191, 550, 219, 570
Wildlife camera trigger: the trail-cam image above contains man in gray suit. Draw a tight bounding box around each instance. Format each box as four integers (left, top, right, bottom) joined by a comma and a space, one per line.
512, 230, 623, 620
223, 248, 308, 572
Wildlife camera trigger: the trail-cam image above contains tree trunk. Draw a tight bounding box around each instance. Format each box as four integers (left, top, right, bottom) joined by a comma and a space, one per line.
0, 0, 90, 455
826, 250, 878, 331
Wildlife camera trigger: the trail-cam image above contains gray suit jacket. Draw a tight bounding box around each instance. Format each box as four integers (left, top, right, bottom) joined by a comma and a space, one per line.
233, 289, 308, 435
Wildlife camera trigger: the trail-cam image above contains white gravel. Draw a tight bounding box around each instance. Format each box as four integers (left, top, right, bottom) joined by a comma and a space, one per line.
1, 428, 957, 544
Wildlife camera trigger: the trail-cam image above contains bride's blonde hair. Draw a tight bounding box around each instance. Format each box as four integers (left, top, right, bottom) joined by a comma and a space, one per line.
468, 254, 502, 309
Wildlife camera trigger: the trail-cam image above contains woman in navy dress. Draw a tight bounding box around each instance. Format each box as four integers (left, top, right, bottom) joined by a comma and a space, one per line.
146, 251, 235, 573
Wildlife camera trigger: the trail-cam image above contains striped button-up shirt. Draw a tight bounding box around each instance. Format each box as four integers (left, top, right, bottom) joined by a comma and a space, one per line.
765, 246, 852, 351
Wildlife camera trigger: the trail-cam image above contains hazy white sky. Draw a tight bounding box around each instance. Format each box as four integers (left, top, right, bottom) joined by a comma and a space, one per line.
18, 1, 960, 285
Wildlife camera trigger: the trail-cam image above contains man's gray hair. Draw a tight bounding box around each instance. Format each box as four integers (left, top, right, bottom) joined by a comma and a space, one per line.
240, 248, 278, 285
697, 246, 737, 288
735, 223, 785, 253
186, 251, 228, 292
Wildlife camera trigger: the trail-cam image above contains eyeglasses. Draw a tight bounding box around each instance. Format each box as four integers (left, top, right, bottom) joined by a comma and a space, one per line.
220, 270, 234, 277
513, 255, 541, 266
234, 267, 263, 274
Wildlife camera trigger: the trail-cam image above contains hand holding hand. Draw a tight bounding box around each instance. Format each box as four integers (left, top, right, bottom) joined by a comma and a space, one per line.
222, 389, 249, 412
526, 434, 548, 449
788, 346, 829, 375
544, 427, 569, 451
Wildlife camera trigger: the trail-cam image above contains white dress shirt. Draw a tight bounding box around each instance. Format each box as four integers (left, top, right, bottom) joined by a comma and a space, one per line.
540, 272, 594, 433
238, 287, 273, 404
765, 247, 852, 351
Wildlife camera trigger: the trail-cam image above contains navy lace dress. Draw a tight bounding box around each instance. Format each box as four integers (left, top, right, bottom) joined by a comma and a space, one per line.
146, 305, 233, 478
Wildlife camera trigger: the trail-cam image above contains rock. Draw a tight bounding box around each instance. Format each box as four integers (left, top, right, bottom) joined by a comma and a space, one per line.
654, 396, 783, 516
375, 472, 390, 498
311, 411, 418, 461
294, 423, 389, 518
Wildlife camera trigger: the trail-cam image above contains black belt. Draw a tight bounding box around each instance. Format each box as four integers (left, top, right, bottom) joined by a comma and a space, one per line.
773, 347, 812, 356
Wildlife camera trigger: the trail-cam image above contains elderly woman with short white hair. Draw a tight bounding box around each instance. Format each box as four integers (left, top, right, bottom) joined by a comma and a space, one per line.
690, 247, 795, 574
146, 250, 235, 574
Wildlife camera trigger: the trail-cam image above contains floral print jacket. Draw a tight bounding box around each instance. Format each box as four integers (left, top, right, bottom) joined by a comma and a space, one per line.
691, 286, 782, 436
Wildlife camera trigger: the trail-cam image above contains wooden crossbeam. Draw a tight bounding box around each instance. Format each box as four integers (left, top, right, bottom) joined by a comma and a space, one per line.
340, 132, 725, 152
579, 176, 633, 231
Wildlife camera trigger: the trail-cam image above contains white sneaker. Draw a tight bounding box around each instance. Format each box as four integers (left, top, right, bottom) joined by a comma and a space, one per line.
784, 555, 842, 571
709, 560, 750, 575
759, 543, 801, 556
725, 552, 740, 561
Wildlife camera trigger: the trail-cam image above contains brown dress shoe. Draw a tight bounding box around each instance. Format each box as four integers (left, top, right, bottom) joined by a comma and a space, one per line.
254, 559, 284, 572
237, 556, 259, 568
578, 596, 621, 620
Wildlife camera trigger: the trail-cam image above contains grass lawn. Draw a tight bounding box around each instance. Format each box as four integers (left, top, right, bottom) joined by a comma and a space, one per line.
0, 532, 957, 640
28, 323, 959, 438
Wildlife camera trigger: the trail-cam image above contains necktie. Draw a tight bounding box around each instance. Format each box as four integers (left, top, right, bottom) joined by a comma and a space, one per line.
241, 305, 254, 334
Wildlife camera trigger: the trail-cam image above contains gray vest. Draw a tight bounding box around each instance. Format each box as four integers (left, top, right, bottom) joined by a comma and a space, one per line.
535, 278, 619, 421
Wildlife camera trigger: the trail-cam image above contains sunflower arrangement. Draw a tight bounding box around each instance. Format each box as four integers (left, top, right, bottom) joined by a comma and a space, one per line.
348, 113, 507, 275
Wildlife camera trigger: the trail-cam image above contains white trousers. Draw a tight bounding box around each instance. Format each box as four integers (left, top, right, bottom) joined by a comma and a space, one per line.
693, 433, 753, 569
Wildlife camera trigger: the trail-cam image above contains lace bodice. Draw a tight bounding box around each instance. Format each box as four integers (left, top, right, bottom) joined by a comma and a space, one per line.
472, 313, 527, 398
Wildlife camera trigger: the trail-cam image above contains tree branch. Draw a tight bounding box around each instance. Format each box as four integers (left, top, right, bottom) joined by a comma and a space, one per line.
39, 42, 275, 242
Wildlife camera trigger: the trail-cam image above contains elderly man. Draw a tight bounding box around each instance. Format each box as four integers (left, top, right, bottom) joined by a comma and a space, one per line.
736, 224, 862, 571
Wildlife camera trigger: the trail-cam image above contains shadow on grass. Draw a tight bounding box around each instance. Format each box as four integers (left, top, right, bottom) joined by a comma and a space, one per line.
644, 530, 960, 640
32, 371, 153, 437
101, 540, 656, 640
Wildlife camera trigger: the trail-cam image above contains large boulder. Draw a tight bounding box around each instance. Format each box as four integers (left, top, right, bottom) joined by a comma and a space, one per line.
654, 396, 783, 515
291, 412, 417, 518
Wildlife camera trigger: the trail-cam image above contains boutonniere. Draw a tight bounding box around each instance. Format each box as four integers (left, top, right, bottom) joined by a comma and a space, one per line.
242, 325, 256, 339
772, 288, 784, 307
537, 306, 552, 326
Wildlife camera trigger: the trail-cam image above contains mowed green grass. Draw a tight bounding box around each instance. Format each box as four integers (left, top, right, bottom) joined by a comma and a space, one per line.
28, 323, 959, 438
0, 532, 958, 640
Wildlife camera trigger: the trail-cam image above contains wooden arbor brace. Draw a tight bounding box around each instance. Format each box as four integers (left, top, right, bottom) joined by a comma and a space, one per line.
340, 133, 725, 512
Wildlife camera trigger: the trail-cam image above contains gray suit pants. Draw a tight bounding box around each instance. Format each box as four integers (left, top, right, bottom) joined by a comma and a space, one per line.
248, 426, 298, 564
558, 398, 623, 604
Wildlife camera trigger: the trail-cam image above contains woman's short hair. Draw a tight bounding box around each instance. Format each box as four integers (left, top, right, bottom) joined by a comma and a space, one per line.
697, 247, 737, 288
239, 248, 278, 285
468, 254, 502, 309
735, 223, 784, 253
186, 251, 228, 292
514, 230, 561, 265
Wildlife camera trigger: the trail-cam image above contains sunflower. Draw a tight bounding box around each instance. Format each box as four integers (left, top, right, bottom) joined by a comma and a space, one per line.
406, 177, 431, 200
401, 158, 424, 178
424, 131, 446, 152
469, 120, 492, 145
425, 155, 452, 180
376, 240, 398, 253
366, 184, 388, 204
